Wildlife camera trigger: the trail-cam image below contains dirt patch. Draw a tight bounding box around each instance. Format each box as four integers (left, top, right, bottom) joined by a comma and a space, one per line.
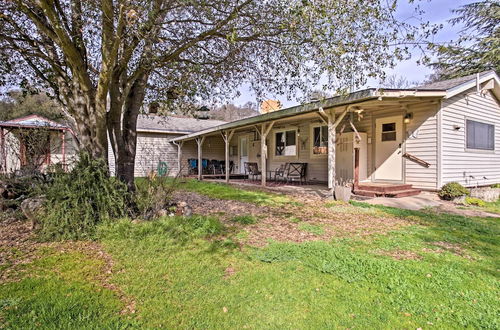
172, 191, 270, 219
424, 241, 473, 259
174, 190, 411, 247
0, 218, 39, 282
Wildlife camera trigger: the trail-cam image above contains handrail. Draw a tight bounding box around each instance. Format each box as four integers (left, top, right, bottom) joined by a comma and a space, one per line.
403, 153, 431, 168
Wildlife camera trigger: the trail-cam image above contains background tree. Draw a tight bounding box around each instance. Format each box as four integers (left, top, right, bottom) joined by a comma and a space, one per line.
429, 0, 499, 79
0, 0, 435, 190
209, 102, 258, 122
0, 90, 63, 122
379, 74, 420, 89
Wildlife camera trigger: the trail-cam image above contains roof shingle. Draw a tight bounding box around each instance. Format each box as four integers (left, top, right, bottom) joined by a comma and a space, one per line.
136, 115, 226, 134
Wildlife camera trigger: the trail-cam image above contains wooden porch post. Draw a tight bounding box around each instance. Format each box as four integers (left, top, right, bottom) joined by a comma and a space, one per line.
174, 141, 184, 177
196, 136, 206, 181
327, 109, 336, 190
61, 130, 66, 171
260, 121, 275, 186
222, 130, 234, 183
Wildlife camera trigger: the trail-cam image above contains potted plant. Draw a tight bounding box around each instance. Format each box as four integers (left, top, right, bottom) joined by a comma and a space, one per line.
334, 179, 352, 202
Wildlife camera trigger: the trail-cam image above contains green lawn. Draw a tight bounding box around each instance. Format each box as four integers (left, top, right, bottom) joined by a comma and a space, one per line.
1, 181, 499, 329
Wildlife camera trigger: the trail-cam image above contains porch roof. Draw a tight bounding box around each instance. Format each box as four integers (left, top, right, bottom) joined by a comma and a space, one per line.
170, 88, 446, 142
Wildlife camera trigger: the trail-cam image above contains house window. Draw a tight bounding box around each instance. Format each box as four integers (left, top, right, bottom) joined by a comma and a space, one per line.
466, 119, 495, 150
381, 122, 396, 141
312, 125, 328, 155
275, 130, 296, 156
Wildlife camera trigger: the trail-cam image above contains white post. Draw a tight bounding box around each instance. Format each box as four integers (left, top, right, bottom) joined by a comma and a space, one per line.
196, 136, 206, 180
260, 122, 275, 186
328, 109, 336, 191
222, 130, 234, 183
174, 141, 184, 177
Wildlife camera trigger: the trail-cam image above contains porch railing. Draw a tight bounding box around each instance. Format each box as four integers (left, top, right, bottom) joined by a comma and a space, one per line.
403, 152, 431, 168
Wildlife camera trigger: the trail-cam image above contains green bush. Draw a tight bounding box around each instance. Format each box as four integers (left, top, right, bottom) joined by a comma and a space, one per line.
438, 182, 470, 200
38, 154, 129, 241
465, 197, 486, 207
491, 183, 500, 188
134, 177, 176, 219
230, 215, 257, 225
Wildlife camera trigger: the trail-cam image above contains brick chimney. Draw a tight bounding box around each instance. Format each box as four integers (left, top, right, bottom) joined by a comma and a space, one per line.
260, 100, 281, 114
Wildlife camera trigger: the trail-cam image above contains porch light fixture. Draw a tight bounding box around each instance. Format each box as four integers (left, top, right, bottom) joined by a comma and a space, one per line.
403, 113, 413, 124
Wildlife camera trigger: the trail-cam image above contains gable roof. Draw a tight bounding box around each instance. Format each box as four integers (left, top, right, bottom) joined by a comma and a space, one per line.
136, 115, 226, 134
417, 71, 494, 90
0, 114, 69, 130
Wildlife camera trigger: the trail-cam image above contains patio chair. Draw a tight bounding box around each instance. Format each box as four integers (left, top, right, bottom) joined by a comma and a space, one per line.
283, 162, 308, 185
244, 162, 261, 181
187, 159, 197, 175
273, 163, 289, 182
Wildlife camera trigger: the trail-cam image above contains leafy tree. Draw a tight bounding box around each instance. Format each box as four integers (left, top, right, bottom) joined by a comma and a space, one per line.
0, 90, 63, 122
209, 102, 258, 121
379, 74, 420, 89
429, 0, 500, 79
0, 0, 434, 190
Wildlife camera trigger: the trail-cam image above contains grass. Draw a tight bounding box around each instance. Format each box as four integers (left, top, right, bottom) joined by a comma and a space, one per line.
230, 215, 258, 225
0, 247, 129, 329
176, 179, 301, 207
298, 222, 325, 235
1, 195, 499, 328
482, 200, 500, 214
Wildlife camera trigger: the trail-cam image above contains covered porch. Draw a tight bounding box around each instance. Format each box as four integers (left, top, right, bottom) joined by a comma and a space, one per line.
170, 88, 445, 195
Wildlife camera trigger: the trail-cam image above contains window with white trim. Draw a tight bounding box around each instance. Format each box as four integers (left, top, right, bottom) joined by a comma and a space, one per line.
312, 125, 328, 155
275, 130, 296, 156
466, 119, 494, 150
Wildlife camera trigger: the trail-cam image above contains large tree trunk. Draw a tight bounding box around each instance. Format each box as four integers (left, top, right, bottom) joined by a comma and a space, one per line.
108, 72, 148, 191
66, 85, 108, 160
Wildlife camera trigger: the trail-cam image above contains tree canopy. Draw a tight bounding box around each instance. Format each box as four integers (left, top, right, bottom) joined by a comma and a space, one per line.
429, 0, 499, 79
0, 0, 435, 188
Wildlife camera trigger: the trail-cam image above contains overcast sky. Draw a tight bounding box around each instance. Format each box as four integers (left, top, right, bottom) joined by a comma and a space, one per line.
234, 0, 475, 107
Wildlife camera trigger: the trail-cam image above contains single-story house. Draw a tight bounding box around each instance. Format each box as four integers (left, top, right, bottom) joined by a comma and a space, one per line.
0, 115, 76, 174
166, 70, 500, 196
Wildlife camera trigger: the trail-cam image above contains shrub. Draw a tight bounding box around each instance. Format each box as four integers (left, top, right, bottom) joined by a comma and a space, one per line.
438, 182, 470, 200
230, 215, 257, 225
465, 197, 486, 207
38, 153, 129, 241
134, 176, 177, 219
491, 183, 500, 188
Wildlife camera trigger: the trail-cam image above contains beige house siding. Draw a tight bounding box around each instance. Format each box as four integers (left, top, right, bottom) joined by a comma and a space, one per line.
404, 102, 440, 190
109, 132, 226, 178
440, 89, 500, 187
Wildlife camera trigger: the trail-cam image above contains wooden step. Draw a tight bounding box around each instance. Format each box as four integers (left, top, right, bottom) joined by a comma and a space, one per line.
384, 189, 421, 198
353, 188, 421, 198
357, 184, 413, 193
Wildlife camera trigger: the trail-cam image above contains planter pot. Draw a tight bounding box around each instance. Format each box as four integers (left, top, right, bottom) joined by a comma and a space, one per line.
335, 186, 352, 202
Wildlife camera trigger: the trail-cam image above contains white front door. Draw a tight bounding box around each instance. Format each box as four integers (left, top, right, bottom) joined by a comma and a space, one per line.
374, 115, 403, 182
239, 136, 248, 174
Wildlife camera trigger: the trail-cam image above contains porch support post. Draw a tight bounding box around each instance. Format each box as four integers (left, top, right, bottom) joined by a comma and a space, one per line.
222, 130, 234, 183
195, 136, 206, 181
173, 141, 184, 177
260, 121, 275, 186
327, 109, 336, 190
